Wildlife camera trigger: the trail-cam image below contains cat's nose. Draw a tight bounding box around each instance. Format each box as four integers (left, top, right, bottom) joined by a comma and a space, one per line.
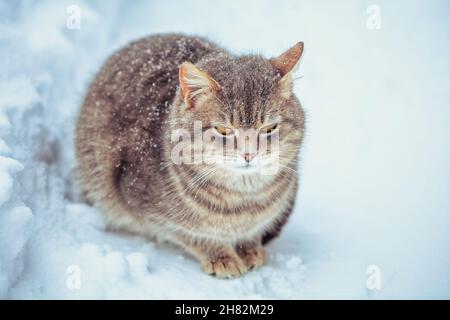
243, 153, 256, 163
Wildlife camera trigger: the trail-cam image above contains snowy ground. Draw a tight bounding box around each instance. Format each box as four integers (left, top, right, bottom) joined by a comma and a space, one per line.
0, 0, 449, 299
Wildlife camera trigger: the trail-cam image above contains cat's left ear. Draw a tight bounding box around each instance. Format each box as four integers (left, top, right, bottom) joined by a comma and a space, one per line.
270, 42, 304, 98
179, 62, 221, 109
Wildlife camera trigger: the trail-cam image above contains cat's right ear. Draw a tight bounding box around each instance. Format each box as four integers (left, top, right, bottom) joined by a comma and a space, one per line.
270, 42, 304, 98
270, 42, 304, 77
179, 62, 221, 109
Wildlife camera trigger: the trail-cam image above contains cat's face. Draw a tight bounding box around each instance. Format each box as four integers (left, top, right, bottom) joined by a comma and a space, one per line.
173, 42, 305, 178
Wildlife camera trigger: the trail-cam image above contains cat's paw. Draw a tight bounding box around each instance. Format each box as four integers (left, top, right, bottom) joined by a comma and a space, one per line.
237, 243, 266, 270
201, 253, 248, 279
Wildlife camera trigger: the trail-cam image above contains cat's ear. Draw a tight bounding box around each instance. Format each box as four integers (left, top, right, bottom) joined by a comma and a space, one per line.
179, 62, 221, 108
270, 42, 304, 98
271, 42, 304, 76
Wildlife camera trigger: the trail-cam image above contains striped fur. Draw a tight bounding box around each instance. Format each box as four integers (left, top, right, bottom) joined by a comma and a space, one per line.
75, 34, 305, 278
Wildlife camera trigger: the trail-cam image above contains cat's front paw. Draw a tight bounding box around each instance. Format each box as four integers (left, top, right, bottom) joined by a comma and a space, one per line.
237, 243, 266, 270
201, 252, 248, 279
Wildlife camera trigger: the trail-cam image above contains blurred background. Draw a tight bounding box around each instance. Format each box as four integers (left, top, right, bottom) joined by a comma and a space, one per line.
0, 0, 449, 299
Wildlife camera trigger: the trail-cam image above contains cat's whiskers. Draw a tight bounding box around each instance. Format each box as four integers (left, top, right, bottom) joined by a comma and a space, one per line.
192, 168, 220, 201
181, 165, 218, 195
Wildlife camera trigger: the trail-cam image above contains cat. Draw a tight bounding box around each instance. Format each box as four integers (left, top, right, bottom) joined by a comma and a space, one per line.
75, 34, 305, 278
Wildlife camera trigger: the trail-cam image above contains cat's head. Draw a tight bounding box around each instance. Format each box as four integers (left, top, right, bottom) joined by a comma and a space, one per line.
171, 42, 305, 177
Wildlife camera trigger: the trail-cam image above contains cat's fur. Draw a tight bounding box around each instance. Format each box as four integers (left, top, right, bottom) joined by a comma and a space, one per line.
75, 34, 305, 278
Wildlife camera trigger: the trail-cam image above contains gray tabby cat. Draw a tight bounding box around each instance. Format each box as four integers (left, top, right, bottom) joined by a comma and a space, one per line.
75, 34, 305, 278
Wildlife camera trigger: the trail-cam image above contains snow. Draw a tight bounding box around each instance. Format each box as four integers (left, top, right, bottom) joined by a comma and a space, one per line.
0, 0, 449, 299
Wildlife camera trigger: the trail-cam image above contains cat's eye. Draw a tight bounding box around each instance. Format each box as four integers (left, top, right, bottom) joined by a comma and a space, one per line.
260, 123, 278, 135
214, 126, 234, 136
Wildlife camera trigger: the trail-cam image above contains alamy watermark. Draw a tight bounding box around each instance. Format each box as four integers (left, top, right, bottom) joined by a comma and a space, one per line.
366, 5, 381, 30
66, 265, 81, 290
170, 121, 281, 176
366, 264, 382, 290
66, 5, 81, 30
